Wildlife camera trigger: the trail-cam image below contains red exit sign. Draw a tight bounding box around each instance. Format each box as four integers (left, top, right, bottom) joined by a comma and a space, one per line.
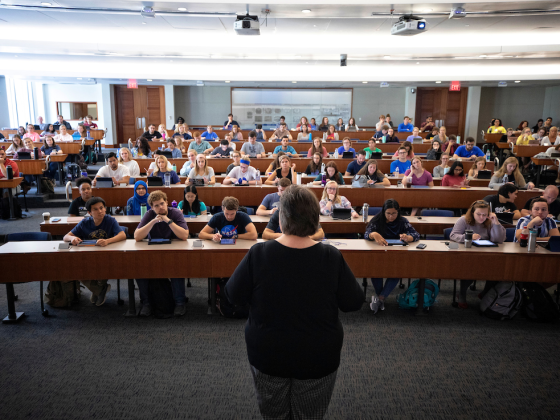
127, 79, 138, 89
449, 81, 461, 91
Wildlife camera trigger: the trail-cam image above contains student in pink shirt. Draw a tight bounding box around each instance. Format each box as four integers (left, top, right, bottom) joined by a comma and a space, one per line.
22, 124, 41, 142
442, 161, 469, 187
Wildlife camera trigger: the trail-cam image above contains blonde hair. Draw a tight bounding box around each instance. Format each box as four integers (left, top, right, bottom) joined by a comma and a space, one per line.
469, 157, 486, 177
153, 155, 170, 176
321, 181, 341, 205
194, 154, 210, 176
174, 137, 185, 152
438, 126, 448, 142
494, 156, 524, 185
158, 124, 166, 135
175, 123, 185, 133
118, 147, 133, 163
240, 155, 251, 164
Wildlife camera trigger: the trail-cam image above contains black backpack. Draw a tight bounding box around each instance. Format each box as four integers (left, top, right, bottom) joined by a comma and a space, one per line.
147, 279, 175, 319
216, 278, 249, 319
520, 282, 560, 323
1, 197, 23, 220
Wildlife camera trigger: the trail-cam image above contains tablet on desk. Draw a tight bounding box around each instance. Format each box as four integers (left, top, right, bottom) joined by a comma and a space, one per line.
148, 238, 171, 245
411, 185, 430, 189
472, 239, 498, 247
220, 238, 236, 245
78, 240, 97, 246
385, 239, 408, 246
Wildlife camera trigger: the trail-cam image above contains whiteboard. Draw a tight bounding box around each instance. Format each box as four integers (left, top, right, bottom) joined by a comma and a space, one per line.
231, 88, 352, 130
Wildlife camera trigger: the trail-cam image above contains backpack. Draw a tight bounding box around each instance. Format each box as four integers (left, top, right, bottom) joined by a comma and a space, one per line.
147, 278, 175, 319
479, 282, 522, 320
397, 279, 439, 309
45, 281, 79, 308
40, 177, 55, 194
1, 197, 23, 220
216, 278, 249, 319
520, 282, 560, 323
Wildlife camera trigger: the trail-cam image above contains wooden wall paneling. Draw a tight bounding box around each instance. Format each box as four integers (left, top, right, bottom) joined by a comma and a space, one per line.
159, 86, 166, 127
146, 86, 161, 127
134, 86, 148, 137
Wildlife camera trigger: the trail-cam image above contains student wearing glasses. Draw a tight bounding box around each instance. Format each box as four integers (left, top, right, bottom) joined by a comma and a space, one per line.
391, 141, 414, 160
433, 153, 451, 178
450, 200, 505, 308
364, 199, 420, 313
441, 161, 468, 187
126, 181, 150, 215
390, 148, 412, 177
313, 161, 344, 185
319, 181, 359, 218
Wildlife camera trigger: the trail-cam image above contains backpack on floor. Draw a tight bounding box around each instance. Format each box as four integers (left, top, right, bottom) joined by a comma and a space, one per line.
479, 282, 522, 320
397, 279, 439, 309
1, 197, 22, 220
520, 282, 560, 323
45, 281, 79, 308
216, 278, 249, 319
40, 177, 55, 194
147, 278, 175, 319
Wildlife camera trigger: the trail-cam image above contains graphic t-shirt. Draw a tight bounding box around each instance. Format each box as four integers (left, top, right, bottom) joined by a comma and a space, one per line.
208, 211, 252, 238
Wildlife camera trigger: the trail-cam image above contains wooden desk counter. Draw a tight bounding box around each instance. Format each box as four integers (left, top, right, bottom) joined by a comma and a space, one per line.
12, 159, 46, 175
484, 133, 503, 143
514, 145, 549, 157
73, 184, 539, 209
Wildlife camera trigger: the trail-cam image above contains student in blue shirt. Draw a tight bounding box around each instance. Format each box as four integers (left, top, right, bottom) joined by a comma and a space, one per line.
198, 196, 258, 241
164, 139, 183, 158
153, 155, 181, 184
397, 116, 414, 132
345, 150, 367, 176
201, 125, 219, 140
62, 197, 126, 306
390, 147, 412, 175
256, 178, 291, 215
273, 137, 297, 157
336, 138, 356, 158
453, 137, 485, 160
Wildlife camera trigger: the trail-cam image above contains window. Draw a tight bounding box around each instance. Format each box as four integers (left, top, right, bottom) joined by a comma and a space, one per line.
56, 102, 98, 120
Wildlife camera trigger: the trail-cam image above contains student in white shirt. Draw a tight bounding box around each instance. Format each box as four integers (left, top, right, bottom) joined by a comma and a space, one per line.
93, 152, 131, 186
118, 147, 140, 178
180, 149, 198, 176
223, 156, 260, 185
54, 125, 74, 142
541, 127, 559, 146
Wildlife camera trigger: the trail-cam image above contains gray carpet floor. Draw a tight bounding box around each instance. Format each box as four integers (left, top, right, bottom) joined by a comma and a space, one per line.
1, 214, 560, 419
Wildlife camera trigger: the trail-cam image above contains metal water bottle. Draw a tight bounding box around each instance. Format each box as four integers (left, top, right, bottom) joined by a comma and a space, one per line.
140, 203, 147, 218
256, 169, 261, 185
362, 203, 369, 222
33, 147, 39, 159
297, 172, 302, 185
6, 165, 13, 179
528, 228, 537, 252
172, 164, 177, 172
321, 163, 325, 174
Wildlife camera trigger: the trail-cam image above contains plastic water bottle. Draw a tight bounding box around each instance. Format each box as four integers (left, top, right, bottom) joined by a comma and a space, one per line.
308, 133, 312, 141
172, 164, 177, 172
486, 150, 491, 162
164, 172, 170, 187
140, 203, 147, 218
256, 169, 261, 185
334, 148, 339, 158
86, 130, 91, 139
321, 163, 325, 173
394, 167, 399, 177
81, 171, 88, 178
382, 136, 386, 144
171, 200, 177, 208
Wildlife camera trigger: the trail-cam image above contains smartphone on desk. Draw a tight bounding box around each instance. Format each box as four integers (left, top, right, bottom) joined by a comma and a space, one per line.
220, 238, 236, 245
51, 218, 61, 222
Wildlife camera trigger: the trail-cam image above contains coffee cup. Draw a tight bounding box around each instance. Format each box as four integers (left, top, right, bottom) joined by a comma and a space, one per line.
43, 212, 51, 221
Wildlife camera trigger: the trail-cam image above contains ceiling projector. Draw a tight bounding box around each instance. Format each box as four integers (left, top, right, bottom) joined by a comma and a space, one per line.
391, 15, 427, 36
234, 14, 260, 35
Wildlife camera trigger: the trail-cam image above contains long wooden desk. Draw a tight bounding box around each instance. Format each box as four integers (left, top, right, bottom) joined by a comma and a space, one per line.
40, 215, 461, 237
132, 157, 495, 175
484, 133, 503, 143
72, 184, 539, 208
514, 145, 549, 157
0, 177, 23, 220
1, 239, 558, 321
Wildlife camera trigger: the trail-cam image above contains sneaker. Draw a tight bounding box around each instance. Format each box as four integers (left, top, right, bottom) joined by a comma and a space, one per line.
370, 295, 379, 314
174, 304, 187, 317
139, 304, 152, 317
95, 283, 111, 306
379, 299, 385, 311
90, 293, 98, 304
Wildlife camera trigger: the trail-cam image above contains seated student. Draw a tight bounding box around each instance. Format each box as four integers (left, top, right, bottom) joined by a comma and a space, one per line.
201, 125, 218, 141
175, 123, 193, 140
171, 117, 184, 131
273, 136, 297, 157
442, 161, 468, 187
515, 197, 560, 243
40, 125, 56, 141
84, 115, 97, 130
420, 116, 435, 133
521, 185, 560, 219
391, 141, 414, 160
164, 139, 182, 159
53, 115, 72, 130
365, 199, 420, 312
178, 185, 207, 216
17, 126, 26, 138
364, 138, 382, 159
68, 177, 94, 217
142, 124, 162, 141
132, 136, 152, 159
41, 136, 63, 180
307, 137, 328, 158
356, 159, 391, 186
336, 137, 356, 158
516, 127, 535, 145
0, 148, 20, 180
198, 196, 258, 242
397, 116, 414, 132
72, 124, 87, 140
265, 151, 285, 175
263, 202, 325, 241
345, 150, 367, 176
308, 117, 317, 130
426, 126, 439, 140
256, 178, 291, 215
145, 150, 172, 176
541, 126, 559, 146
426, 139, 442, 160
188, 132, 214, 155
433, 153, 451, 177
489, 156, 535, 190
483, 184, 522, 220
305, 152, 323, 176
63, 197, 126, 306
6, 135, 25, 155
345, 118, 359, 132
56, 126, 74, 143
335, 117, 345, 132
450, 200, 506, 308
298, 124, 313, 141
226, 150, 241, 175
93, 152, 130, 186
453, 137, 484, 161
15, 137, 43, 160
373, 126, 389, 140
118, 147, 140, 178
313, 161, 344, 185
230, 125, 244, 141
211, 139, 234, 157
270, 123, 293, 141
180, 149, 198, 176
532, 127, 546, 142
403, 157, 434, 216
126, 181, 150, 215
487, 118, 506, 134
296, 116, 309, 131
153, 155, 181, 185
157, 124, 167, 141
223, 156, 260, 185
405, 127, 422, 142
187, 154, 216, 185
319, 181, 359, 218
134, 190, 190, 317
318, 117, 330, 132
326, 125, 339, 141
23, 123, 41, 142
265, 155, 297, 185
384, 127, 399, 143
390, 147, 412, 176
468, 156, 487, 179
375, 115, 387, 131
223, 113, 240, 130
241, 131, 266, 158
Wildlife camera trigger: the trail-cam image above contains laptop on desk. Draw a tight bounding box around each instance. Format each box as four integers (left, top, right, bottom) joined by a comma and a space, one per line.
550, 152, 560, 158
331, 208, 352, 220
412, 137, 423, 144
148, 176, 163, 186
477, 170, 492, 179
95, 177, 113, 188
16, 152, 31, 160
342, 152, 354, 159
370, 152, 383, 160
496, 212, 514, 225
161, 151, 173, 159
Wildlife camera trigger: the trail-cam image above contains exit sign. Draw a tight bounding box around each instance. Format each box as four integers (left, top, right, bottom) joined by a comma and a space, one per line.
449, 81, 461, 91
127, 79, 138, 89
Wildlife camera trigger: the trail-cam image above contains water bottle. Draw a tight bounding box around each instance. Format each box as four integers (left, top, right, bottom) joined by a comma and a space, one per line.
322, 132, 327, 141
334, 149, 339, 158
321, 163, 325, 173
81, 171, 88, 178
528, 228, 537, 252
321, 173, 327, 186
164, 172, 170, 187
33, 147, 39, 159
171, 200, 178, 208
362, 203, 369, 222
256, 169, 261, 185
6, 165, 13, 180
382, 136, 386, 144
464, 230, 473, 248
172, 164, 177, 172
297, 172, 302, 185
86, 130, 91, 139
457, 136, 461, 144
140, 203, 147, 218
394, 167, 399, 177
486, 150, 491, 161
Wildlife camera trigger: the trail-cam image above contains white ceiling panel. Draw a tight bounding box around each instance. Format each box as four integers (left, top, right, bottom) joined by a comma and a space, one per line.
161, 16, 225, 29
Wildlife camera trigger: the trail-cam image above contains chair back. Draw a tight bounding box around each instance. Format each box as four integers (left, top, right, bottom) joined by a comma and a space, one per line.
443, 228, 452, 240
505, 228, 516, 243
421, 209, 454, 217
367, 207, 382, 216
5, 232, 52, 243
121, 226, 131, 239
245, 207, 255, 215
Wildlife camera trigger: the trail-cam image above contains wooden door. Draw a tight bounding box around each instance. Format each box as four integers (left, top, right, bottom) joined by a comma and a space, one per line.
415, 88, 468, 138
114, 85, 166, 146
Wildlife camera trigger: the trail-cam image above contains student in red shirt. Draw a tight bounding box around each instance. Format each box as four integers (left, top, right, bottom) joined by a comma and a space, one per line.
0, 148, 20, 178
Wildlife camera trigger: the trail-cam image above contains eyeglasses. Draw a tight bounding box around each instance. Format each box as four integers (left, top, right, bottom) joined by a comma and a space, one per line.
327, 187, 337, 191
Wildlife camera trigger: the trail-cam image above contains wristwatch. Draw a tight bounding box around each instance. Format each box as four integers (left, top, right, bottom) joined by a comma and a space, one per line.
167, 219, 174, 225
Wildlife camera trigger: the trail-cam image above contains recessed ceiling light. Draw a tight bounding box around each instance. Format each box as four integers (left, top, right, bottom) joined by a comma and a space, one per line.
292, 81, 297, 83
41, 2, 52, 5
178, 8, 187, 11
465, 24, 470, 27
225, 81, 230, 83
383, 55, 391, 59
362, 81, 368, 84
301, 9, 311, 13
479, 55, 487, 58
435, 81, 441, 84
514, 80, 521, 83
142, 22, 146, 25
170, 60, 173, 62
147, 79, 152, 82
416, 62, 420, 64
